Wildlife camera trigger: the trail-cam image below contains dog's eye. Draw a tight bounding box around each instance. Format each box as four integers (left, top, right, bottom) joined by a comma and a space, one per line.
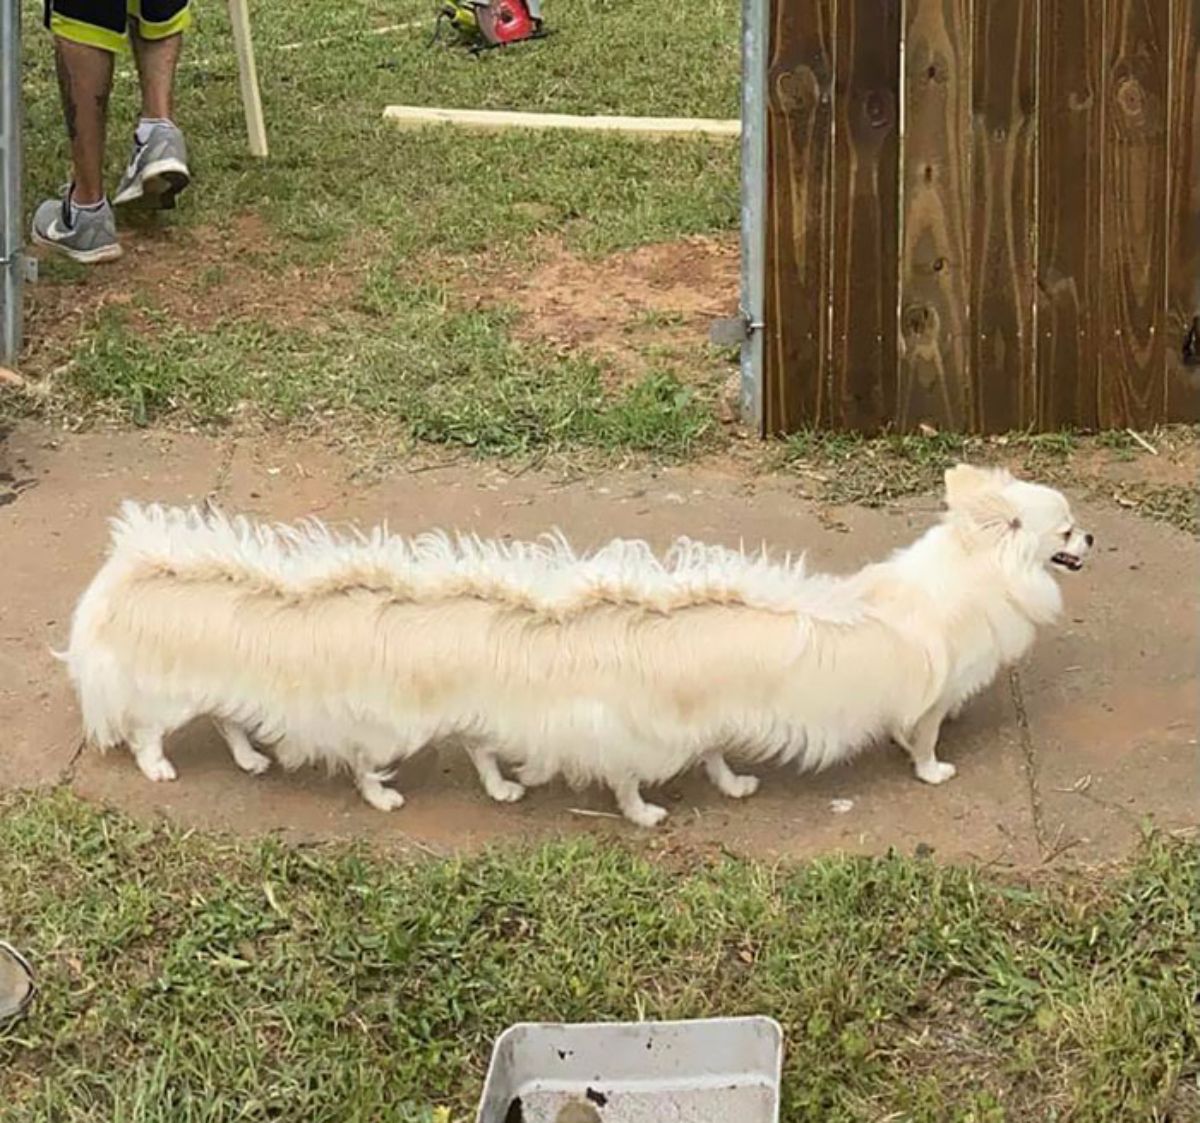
1061, 530, 1072, 540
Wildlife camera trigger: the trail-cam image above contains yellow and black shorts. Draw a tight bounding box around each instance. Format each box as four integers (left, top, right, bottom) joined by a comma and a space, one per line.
44, 0, 191, 53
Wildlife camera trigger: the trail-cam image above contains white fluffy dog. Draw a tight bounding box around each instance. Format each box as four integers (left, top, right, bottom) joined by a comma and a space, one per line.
63, 465, 1091, 826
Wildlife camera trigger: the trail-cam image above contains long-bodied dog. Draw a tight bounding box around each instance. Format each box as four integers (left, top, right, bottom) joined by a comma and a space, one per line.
63, 466, 1090, 825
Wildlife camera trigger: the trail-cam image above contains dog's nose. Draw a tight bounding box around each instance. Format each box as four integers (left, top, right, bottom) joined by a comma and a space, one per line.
1085, 533, 1095, 547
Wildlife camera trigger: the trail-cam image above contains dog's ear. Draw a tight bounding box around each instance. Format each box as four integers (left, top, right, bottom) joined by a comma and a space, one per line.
944, 465, 990, 508
945, 465, 1020, 530
944, 465, 1015, 508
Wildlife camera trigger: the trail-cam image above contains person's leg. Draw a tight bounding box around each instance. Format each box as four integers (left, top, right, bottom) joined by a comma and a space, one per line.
114, 0, 192, 206
129, 15, 182, 122
52, 38, 113, 205
32, 1, 125, 262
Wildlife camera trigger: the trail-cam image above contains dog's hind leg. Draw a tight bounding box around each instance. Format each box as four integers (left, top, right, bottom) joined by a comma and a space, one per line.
130, 727, 176, 783
354, 766, 406, 812
894, 705, 956, 785
703, 751, 760, 799
612, 777, 668, 828
465, 744, 526, 803
217, 720, 271, 775
516, 758, 556, 787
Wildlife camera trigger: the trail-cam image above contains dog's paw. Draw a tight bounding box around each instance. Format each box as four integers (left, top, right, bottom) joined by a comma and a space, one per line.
517, 763, 555, 787
916, 760, 957, 786
363, 787, 406, 812
722, 773, 760, 799
627, 802, 669, 829
487, 779, 526, 803
236, 748, 272, 776
140, 757, 178, 783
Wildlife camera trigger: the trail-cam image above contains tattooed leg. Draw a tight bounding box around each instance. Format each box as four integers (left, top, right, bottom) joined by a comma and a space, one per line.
52, 37, 114, 204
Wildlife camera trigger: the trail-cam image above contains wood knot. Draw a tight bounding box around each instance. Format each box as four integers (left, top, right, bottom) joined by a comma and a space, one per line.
1115, 77, 1145, 119
902, 304, 940, 341
772, 65, 820, 113
862, 90, 894, 129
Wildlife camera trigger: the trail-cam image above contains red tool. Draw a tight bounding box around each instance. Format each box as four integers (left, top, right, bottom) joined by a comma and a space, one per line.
433, 1, 546, 51
475, 0, 541, 45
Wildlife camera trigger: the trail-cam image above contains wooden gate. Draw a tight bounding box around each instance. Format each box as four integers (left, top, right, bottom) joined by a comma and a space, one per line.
762, 0, 1200, 434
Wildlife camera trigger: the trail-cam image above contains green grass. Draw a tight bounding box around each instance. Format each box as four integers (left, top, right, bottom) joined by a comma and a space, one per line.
22, 0, 741, 261
59, 289, 714, 457
776, 429, 1085, 508
15, 0, 740, 450
1, 790, 1197, 1122
777, 425, 1200, 537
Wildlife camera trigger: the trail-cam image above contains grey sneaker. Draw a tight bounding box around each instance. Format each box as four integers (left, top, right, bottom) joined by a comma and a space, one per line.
31, 188, 122, 264
113, 122, 191, 207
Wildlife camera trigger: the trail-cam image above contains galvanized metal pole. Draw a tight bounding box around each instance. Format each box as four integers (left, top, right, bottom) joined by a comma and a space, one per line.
0, 0, 23, 365
739, 0, 767, 434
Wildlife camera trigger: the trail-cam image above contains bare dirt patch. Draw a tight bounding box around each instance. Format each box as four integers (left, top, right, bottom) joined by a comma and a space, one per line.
23, 215, 364, 374
457, 234, 740, 386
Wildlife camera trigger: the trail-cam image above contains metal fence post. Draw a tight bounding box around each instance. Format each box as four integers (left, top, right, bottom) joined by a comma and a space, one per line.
739, 0, 767, 434
0, 0, 23, 365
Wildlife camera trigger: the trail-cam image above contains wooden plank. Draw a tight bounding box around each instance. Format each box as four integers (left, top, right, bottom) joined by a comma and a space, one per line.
1099, 0, 1171, 427
898, 0, 973, 431
1037, 1, 1105, 429
970, 0, 1037, 432
1166, 0, 1200, 419
763, 0, 835, 433
829, 0, 901, 431
381, 106, 741, 139
228, 0, 268, 158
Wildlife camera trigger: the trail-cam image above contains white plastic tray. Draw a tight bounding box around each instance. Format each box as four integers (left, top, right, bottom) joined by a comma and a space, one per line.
476, 1016, 784, 1123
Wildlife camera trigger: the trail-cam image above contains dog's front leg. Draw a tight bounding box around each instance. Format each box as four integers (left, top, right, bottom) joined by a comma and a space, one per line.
703, 751, 760, 799
465, 744, 526, 803
894, 705, 956, 785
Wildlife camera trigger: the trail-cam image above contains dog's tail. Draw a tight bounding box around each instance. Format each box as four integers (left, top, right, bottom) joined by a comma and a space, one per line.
60, 595, 128, 752
67, 649, 127, 751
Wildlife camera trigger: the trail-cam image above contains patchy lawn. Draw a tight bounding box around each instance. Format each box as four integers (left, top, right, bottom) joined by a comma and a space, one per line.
0, 791, 1197, 1122
12, 0, 741, 451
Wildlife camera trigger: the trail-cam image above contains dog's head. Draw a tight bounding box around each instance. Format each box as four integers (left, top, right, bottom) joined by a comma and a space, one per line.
944, 464, 1093, 573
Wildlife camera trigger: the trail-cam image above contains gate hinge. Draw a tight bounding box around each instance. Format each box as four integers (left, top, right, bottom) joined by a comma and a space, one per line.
709, 309, 764, 347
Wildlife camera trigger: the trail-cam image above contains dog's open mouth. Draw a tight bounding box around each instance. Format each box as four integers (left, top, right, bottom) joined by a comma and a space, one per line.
1051, 552, 1084, 572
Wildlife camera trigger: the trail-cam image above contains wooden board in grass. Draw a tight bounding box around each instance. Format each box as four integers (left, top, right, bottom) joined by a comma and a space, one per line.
381, 105, 741, 140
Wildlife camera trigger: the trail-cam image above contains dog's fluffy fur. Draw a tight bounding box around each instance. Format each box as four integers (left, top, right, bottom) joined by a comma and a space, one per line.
63, 465, 1091, 826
